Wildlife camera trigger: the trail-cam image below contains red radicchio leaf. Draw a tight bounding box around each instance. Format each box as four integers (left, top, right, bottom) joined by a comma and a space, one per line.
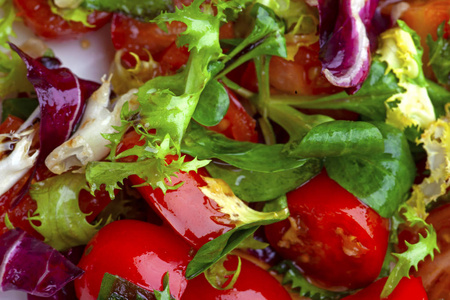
317, 0, 379, 89
0, 228, 83, 297
8, 43, 99, 161
7, 43, 100, 208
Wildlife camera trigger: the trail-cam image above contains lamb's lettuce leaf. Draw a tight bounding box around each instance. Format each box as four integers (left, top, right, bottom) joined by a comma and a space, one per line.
427, 21, 450, 85
325, 122, 416, 218
82, 0, 174, 20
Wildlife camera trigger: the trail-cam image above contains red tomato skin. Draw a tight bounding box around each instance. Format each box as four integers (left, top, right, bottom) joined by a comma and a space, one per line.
181, 256, 292, 300
117, 131, 235, 250
341, 276, 428, 300
111, 13, 186, 60
74, 220, 192, 300
13, 0, 111, 40
264, 170, 389, 291
207, 87, 259, 143
129, 170, 235, 250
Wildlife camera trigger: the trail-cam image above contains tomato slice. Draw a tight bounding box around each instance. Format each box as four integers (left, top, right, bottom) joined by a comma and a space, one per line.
75, 220, 192, 300
181, 256, 292, 300
207, 87, 259, 142
342, 276, 428, 300
13, 0, 111, 40
264, 170, 389, 291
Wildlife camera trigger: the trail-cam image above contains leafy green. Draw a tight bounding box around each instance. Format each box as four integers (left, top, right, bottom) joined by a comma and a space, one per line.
87, 134, 209, 198
271, 60, 400, 121
381, 204, 439, 298
206, 158, 322, 202
217, 3, 287, 78
82, 0, 174, 20
49, 1, 94, 27
325, 122, 416, 218
1, 98, 38, 122
98, 272, 175, 300
136, 0, 231, 148
0, 1, 33, 98
287, 120, 384, 158
427, 21, 450, 85
182, 122, 308, 172
193, 79, 229, 126
185, 177, 289, 279
28, 172, 103, 251
204, 255, 241, 290
271, 261, 339, 300
427, 79, 450, 118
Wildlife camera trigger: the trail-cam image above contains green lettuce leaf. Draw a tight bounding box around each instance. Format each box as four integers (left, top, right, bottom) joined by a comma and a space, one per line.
206, 158, 322, 202
1, 98, 38, 122
286, 120, 384, 158
193, 79, 229, 126
87, 134, 209, 198
427, 21, 450, 85
182, 122, 308, 172
29, 172, 102, 251
49, 1, 94, 27
82, 0, 174, 20
325, 122, 416, 218
381, 204, 439, 298
271, 260, 339, 300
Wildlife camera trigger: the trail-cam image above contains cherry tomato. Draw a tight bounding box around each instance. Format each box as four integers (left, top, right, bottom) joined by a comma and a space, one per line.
13, 0, 111, 40
341, 276, 428, 300
116, 131, 235, 249
111, 13, 186, 61
264, 170, 390, 291
207, 87, 259, 142
181, 256, 292, 300
74, 220, 192, 300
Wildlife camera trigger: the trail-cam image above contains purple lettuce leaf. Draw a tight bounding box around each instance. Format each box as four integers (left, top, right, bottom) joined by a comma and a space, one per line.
0, 228, 83, 297
317, 0, 379, 89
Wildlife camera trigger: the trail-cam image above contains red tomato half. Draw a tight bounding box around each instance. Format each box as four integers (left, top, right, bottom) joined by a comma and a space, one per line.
13, 0, 111, 39
341, 276, 428, 300
74, 220, 192, 300
264, 170, 389, 291
181, 256, 292, 300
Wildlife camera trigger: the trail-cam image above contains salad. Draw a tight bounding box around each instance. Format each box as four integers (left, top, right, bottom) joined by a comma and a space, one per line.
0, 0, 449, 299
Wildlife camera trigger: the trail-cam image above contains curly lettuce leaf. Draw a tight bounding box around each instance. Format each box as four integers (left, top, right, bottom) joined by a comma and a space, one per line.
87, 134, 209, 197
326, 122, 416, 218
407, 104, 450, 218
381, 204, 439, 298
427, 21, 450, 85
271, 260, 338, 299
376, 22, 435, 133
28, 172, 102, 251
185, 177, 289, 279
204, 255, 241, 290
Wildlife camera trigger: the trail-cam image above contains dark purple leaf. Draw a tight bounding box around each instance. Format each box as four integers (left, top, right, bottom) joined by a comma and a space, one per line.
8, 43, 99, 160
0, 228, 83, 297
8, 43, 100, 208
318, 0, 379, 89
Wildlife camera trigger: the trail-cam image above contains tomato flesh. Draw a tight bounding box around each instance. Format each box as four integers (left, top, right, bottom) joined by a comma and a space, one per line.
181, 256, 292, 300
13, 0, 111, 40
264, 170, 389, 291
75, 220, 192, 300
341, 276, 428, 300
